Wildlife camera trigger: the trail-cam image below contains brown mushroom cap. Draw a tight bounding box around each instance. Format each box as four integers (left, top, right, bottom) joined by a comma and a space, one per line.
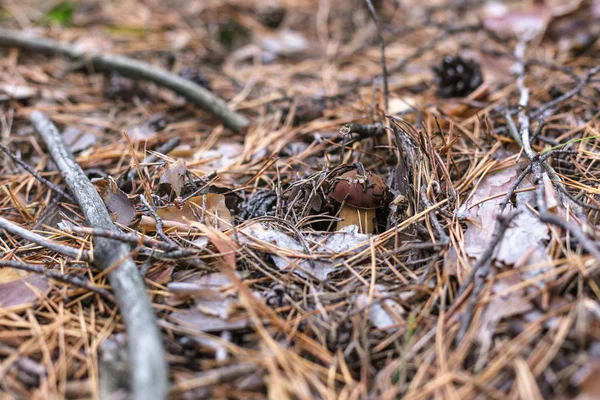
329, 170, 386, 210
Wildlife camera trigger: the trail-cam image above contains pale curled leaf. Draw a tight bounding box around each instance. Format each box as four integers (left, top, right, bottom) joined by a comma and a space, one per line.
170, 307, 250, 333
477, 276, 534, 347
0, 84, 37, 101
461, 166, 550, 266
239, 223, 370, 280
159, 158, 187, 197
156, 194, 232, 231
356, 285, 405, 331
257, 30, 309, 56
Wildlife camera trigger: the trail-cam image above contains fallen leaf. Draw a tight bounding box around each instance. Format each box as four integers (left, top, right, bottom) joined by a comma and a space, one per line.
170, 307, 249, 333
158, 159, 187, 199
62, 126, 98, 153
257, 30, 308, 57
239, 223, 370, 280
461, 167, 518, 262
0, 84, 37, 102
0, 275, 49, 308
195, 223, 238, 269
94, 177, 136, 226
483, 1, 549, 35
194, 142, 244, 170
167, 272, 235, 301
155, 194, 232, 231
477, 275, 534, 347
573, 342, 600, 400
356, 285, 405, 331
146, 265, 173, 284
461, 167, 550, 266
482, 0, 584, 36
388, 97, 417, 115
0, 266, 27, 283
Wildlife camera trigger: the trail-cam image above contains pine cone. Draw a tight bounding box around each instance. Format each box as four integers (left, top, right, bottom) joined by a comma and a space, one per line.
239, 189, 278, 220
432, 55, 483, 98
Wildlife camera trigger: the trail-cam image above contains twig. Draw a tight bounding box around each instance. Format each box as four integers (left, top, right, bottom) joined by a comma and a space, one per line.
0, 260, 114, 301
0, 143, 75, 202
66, 226, 180, 252
455, 212, 519, 344
171, 364, 257, 392
363, 0, 389, 110
138, 195, 179, 249
0, 29, 249, 132
0, 216, 90, 261
30, 112, 167, 400
531, 64, 600, 119
335, 24, 483, 97
339, 123, 385, 139
420, 185, 449, 245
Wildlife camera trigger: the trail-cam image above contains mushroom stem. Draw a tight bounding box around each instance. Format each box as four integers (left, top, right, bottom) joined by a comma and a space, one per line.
337, 205, 376, 233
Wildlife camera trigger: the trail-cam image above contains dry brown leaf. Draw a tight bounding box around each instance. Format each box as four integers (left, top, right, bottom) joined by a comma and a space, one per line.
94, 177, 136, 226
483, 0, 584, 36
62, 126, 98, 153
146, 265, 173, 285
573, 343, 600, 400
257, 30, 309, 57
195, 223, 238, 269
0, 275, 49, 308
0, 266, 27, 283
194, 142, 243, 170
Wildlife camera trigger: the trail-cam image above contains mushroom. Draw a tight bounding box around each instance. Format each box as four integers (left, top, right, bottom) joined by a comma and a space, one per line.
329, 169, 387, 233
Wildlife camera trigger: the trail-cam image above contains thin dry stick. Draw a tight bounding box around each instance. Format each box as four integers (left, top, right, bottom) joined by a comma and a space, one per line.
67, 226, 179, 252
138, 194, 178, 249
420, 185, 449, 245
531, 64, 600, 118
30, 111, 167, 400
363, 0, 389, 110
171, 364, 256, 392
455, 212, 519, 344
0, 216, 90, 261
0, 143, 75, 202
0, 29, 249, 132
0, 260, 113, 301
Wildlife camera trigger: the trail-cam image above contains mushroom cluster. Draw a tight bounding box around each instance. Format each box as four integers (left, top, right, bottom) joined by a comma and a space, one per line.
328, 168, 387, 233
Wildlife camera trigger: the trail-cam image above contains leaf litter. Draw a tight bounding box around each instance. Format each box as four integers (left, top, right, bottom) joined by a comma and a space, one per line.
1, 1, 600, 399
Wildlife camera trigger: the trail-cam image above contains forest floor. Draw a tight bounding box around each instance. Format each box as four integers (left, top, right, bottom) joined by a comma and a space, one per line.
0, 0, 600, 399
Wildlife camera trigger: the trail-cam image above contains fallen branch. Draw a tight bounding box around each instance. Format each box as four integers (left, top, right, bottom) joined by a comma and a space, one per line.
30, 112, 167, 400
0, 29, 249, 132
0, 216, 90, 261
